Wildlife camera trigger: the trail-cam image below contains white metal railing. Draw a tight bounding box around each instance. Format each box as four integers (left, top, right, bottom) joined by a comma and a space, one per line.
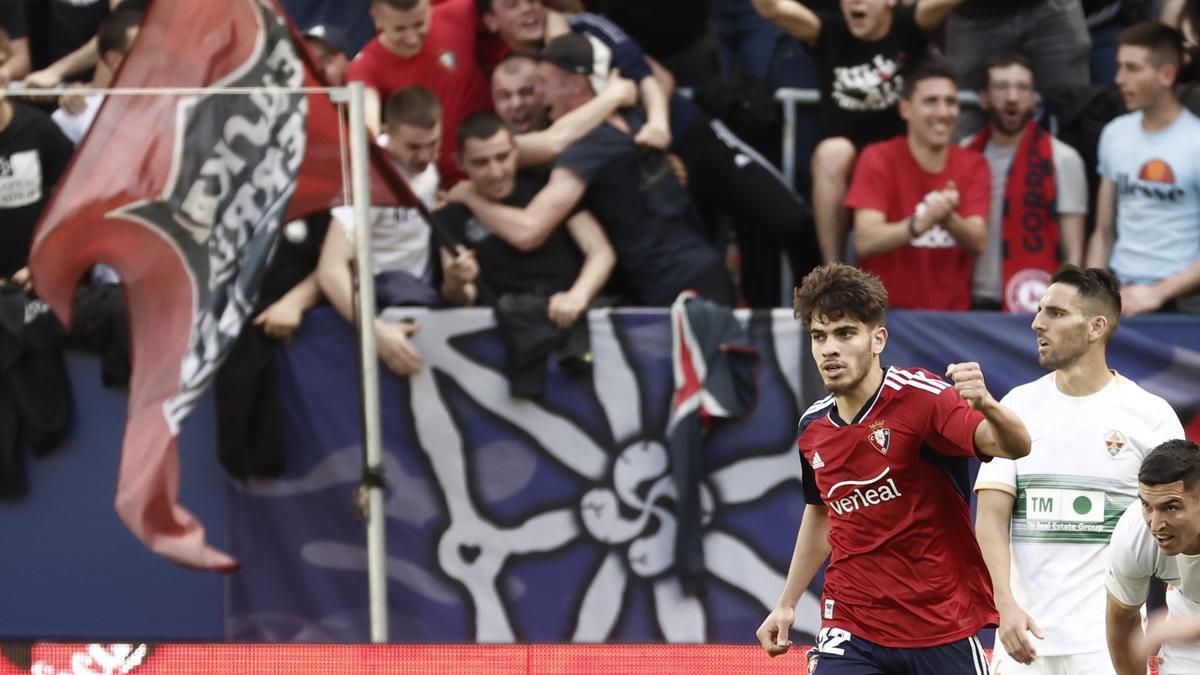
773, 87, 983, 187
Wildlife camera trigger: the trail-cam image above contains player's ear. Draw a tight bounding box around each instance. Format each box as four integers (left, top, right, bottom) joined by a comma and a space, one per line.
1088, 314, 1108, 343
872, 325, 887, 355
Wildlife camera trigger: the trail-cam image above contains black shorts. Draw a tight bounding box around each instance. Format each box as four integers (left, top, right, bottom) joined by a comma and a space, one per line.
808, 627, 990, 675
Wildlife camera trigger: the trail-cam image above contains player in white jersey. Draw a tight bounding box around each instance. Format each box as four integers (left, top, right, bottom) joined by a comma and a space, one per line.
1108, 440, 1200, 675
974, 265, 1185, 674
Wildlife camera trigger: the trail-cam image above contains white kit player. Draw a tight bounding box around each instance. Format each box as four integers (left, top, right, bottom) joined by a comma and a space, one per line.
974, 265, 1184, 674
1108, 439, 1200, 675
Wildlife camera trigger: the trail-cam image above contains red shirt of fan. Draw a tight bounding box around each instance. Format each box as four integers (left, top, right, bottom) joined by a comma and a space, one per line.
795, 366, 998, 647
346, 0, 492, 185
844, 136, 991, 311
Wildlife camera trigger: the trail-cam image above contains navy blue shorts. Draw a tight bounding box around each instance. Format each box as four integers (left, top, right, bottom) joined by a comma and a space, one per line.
808, 628, 990, 675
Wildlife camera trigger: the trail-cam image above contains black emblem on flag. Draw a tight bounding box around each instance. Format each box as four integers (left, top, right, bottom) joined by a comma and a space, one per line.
111, 0, 308, 429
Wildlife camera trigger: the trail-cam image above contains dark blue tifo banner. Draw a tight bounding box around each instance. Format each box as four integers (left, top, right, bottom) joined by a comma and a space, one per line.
226, 308, 1200, 643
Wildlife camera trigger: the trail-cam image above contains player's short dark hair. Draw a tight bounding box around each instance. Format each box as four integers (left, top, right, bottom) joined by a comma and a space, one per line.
1140, 440, 1200, 492
985, 53, 1035, 87
98, 5, 143, 57
0, 26, 10, 60
376, 0, 423, 10
901, 60, 958, 100
384, 85, 442, 129
793, 263, 888, 327
456, 112, 510, 153
1049, 265, 1122, 340
1119, 21, 1185, 72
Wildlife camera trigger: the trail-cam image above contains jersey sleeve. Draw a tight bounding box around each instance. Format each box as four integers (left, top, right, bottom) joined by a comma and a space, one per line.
844, 143, 891, 213
1105, 503, 1156, 608
798, 448, 824, 506
974, 457, 1016, 495
1151, 397, 1186, 443
925, 378, 987, 460
975, 387, 1024, 493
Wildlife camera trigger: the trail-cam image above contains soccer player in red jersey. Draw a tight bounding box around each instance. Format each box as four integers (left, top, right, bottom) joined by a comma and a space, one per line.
756, 263, 1032, 674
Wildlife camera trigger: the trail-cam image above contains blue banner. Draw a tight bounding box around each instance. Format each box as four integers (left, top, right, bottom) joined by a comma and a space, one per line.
226, 308, 1200, 643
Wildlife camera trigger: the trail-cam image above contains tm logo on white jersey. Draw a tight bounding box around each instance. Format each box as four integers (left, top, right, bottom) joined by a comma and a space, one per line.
1026, 488, 1105, 524
826, 467, 902, 515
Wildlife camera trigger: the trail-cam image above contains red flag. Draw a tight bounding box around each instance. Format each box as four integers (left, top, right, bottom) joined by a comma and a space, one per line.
27, 0, 415, 571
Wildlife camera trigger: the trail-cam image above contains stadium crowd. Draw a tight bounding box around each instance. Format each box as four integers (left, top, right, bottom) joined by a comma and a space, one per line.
1, 1, 1199, 369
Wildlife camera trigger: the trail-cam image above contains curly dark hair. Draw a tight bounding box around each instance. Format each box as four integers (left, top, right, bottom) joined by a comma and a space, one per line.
792, 263, 888, 327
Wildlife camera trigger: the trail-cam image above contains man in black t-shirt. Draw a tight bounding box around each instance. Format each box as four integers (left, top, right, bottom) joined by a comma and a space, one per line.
0, 49, 74, 279
752, 0, 959, 264
447, 33, 733, 307
436, 112, 615, 328
0, 3, 30, 80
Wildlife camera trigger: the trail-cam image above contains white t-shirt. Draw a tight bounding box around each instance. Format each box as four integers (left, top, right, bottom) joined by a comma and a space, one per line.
330, 163, 439, 279
976, 372, 1184, 655
1108, 503, 1200, 675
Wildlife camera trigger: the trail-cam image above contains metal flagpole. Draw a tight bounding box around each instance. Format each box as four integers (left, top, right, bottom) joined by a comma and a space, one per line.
345, 81, 390, 643
7, 80, 393, 640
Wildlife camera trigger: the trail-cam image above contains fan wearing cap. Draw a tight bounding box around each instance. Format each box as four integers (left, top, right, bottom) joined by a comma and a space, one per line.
447, 33, 732, 307
302, 23, 353, 86
347, 0, 492, 185
491, 53, 646, 167
478, 0, 820, 308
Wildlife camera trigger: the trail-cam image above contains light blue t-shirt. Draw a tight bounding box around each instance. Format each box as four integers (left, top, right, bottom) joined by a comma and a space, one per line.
1098, 109, 1200, 285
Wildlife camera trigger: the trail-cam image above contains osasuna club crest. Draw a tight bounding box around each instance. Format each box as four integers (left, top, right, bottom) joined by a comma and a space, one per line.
1105, 429, 1127, 457
867, 421, 891, 455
